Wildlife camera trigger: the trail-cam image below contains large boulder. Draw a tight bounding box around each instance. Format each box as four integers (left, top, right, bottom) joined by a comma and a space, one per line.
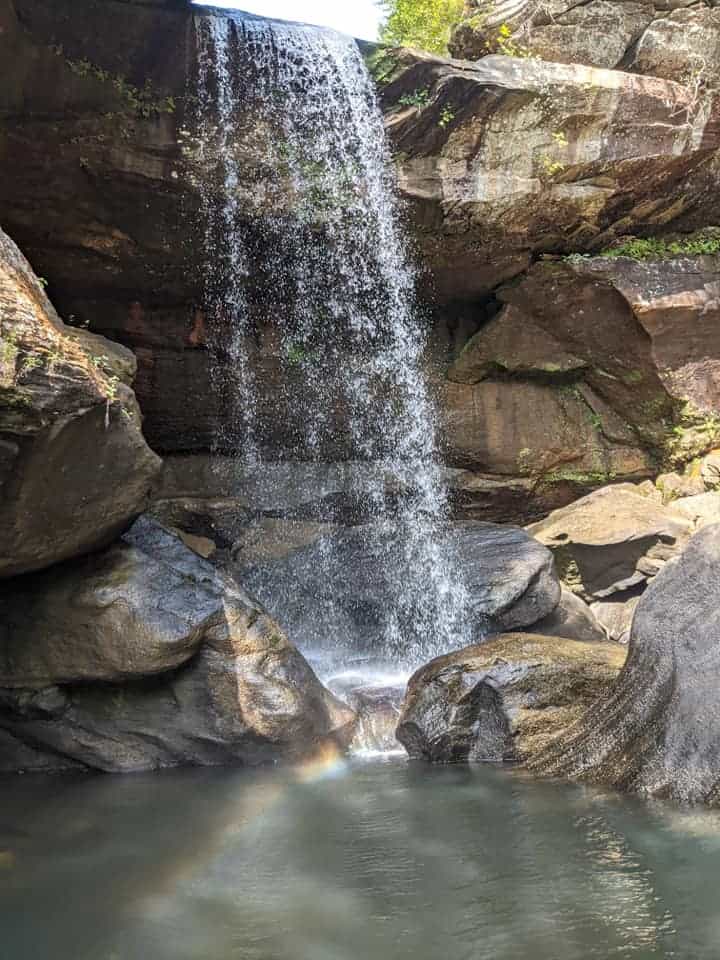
378, 51, 719, 300
532, 524, 720, 804
527, 484, 694, 600
627, 6, 720, 82
397, 633, 625, 763
235, 521, 562, 668
0, 228, 161, 577
0, 518, 355, 773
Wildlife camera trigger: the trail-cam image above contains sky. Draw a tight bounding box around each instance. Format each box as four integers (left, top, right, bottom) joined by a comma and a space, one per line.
193, 1, 385, 41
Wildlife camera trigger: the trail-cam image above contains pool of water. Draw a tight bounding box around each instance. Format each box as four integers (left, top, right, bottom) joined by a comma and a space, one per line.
2, 757, 720, 960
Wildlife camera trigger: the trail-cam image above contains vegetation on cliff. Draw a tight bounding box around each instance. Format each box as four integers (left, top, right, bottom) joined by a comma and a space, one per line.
380, 0, 464, 54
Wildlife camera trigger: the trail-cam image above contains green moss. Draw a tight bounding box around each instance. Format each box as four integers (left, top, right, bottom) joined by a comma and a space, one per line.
541, 469, 617, 486
365, 48, 403, 87
398, 87, 432, 108
599, 233, 720, 261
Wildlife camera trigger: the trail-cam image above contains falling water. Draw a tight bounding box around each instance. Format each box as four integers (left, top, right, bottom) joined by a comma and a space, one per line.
190, 12, 470, 672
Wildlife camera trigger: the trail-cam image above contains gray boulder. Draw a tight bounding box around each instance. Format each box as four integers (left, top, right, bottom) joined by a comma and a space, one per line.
0, 518, 355, 773
235, 521, 562, 666
532, 524, 720, 804
529, 586, 608, 644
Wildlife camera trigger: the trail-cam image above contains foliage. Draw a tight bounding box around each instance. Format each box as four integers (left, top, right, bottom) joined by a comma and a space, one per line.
438, 105, 456, 128
496, 23, 533, 58
398, 87, 432, 108
599, 234, 720, 260
51, 45, 175, 118
380, 0, 465, 55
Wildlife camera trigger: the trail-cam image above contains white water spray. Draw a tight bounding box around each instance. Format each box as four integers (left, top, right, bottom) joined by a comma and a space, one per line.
191, 12, 470, 670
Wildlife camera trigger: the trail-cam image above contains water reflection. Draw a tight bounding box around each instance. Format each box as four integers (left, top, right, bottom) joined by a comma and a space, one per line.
1, 760, 719, 959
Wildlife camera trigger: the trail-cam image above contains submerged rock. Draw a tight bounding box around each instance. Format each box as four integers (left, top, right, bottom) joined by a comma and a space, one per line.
0, 518, 354, 773
397, 634, 625, 763
527, 485, 693, 601
532, 524, 720, 804
235, 521, 562, 663
0, 228, 161, 577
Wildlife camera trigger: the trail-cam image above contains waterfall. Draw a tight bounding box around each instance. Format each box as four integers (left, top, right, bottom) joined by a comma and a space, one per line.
190, 12, 470, 673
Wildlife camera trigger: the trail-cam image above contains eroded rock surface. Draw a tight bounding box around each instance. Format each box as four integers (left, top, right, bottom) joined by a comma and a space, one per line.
0, 518, 355, 773
527, 484, 693, 600
532, 524, 720, 804
450, 0, 720, 81
0, 228, 161, 577
379, 50, 718, 300
397, 633, 625, 763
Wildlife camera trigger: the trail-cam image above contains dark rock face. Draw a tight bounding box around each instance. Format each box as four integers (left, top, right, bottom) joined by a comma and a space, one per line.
0, 519, 355, 773
532, 524, 720, 804
397, 633, 626, 763
235, 521, 562, 664
0, 227, 161, 577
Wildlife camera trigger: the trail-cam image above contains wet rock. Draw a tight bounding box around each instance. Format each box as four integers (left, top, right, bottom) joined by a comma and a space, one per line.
0, 518, 355, 773
0, 228, 161, 577
236, 522, 562, 663
397, 634, 625, 763
527, 484, 694, 601
345, 685, 404, 754
532, 524, 720, 804
157, 454, 576, 527
441, 378, 652, 480
447, 306, 586, 384
528, 587, 608, 644
147, 495, 251, 548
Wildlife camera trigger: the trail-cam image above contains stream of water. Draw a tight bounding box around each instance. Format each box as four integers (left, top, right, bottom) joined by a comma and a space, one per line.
3, 759, 720, 959
191, 12, 470, 672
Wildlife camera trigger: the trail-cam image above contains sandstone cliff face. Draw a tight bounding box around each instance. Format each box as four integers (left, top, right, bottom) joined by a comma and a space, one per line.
0, 227, 161, 576
3, 0, 719, 513
378, 50, 719, 300
450, 0, 720, 79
